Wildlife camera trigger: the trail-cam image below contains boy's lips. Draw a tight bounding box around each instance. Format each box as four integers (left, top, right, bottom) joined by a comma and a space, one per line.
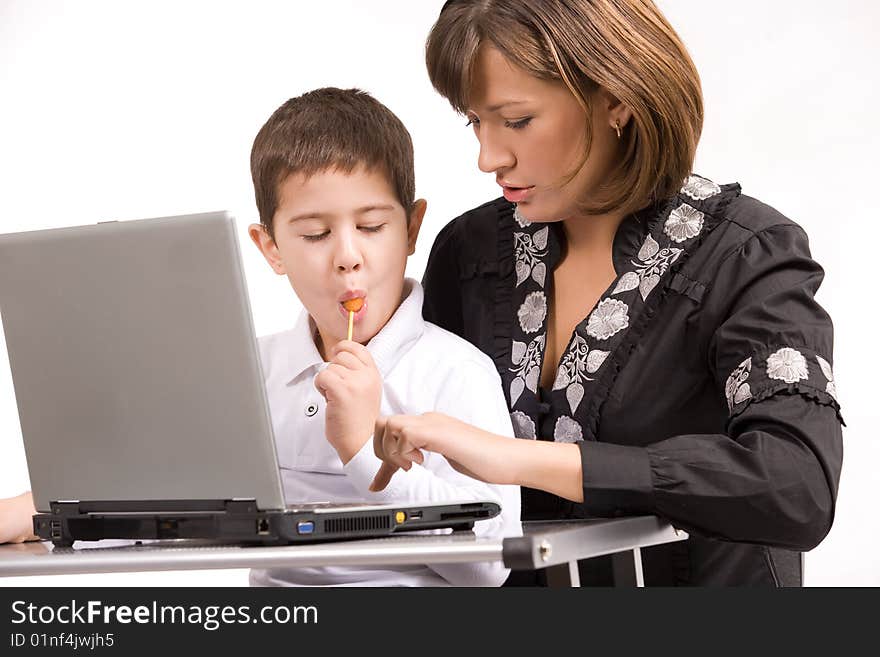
338, 290, 367, 323
339, 289, 366, 303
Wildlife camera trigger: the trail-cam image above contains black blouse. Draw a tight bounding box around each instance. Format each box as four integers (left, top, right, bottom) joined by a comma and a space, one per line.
421, 175, 843, 586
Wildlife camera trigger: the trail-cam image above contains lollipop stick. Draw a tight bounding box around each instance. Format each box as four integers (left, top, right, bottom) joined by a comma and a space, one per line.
343, 298, 363, 341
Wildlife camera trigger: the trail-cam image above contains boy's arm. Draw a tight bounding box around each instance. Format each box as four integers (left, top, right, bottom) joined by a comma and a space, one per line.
314, 341, 383, 464
0, 491, 39, 544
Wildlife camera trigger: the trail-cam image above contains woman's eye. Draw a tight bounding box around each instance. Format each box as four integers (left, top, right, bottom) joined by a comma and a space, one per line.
359, 224, 386, 233
302, 231, 329, 242
504, 117, 532, 130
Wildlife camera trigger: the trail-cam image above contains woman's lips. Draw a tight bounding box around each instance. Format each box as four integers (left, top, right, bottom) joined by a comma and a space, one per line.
502, 185, 533, 203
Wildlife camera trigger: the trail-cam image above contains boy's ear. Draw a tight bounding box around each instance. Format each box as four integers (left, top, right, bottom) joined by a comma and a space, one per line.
406, 199, 427, 256
248, 223, 286, 275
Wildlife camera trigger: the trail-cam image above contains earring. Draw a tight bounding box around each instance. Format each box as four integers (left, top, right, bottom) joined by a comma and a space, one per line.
614, 120, 622, 139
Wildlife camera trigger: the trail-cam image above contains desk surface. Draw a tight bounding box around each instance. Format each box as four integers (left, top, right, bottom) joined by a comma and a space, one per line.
0, 517, 686, 577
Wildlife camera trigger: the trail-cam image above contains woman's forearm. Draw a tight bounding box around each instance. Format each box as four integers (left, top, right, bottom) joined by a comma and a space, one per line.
509, 439, 584, 502
442, 428, 584, 502
372, 414, 586, 502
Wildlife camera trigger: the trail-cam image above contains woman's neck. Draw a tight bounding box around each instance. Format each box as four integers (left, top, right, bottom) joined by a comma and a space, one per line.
561, 209, 626, 258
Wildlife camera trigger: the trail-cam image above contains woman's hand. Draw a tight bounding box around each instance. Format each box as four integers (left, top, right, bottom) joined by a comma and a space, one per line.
369, 413, 514, 491
0, 491, 38, 544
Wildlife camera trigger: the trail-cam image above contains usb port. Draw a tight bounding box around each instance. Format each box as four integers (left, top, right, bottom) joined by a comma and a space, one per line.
408, 511, 422, 520
296, 521, 315, 535
50, 521, 62, 539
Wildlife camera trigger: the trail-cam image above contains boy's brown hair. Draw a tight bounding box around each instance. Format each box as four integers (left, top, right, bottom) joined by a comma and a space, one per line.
251, 87, 415, 239
426, 0, 703, 217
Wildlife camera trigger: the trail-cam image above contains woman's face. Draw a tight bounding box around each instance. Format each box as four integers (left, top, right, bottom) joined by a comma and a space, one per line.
466, 45, 623, 223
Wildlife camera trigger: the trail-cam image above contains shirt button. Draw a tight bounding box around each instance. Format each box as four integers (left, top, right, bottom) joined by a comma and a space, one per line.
305, 403, 319, 417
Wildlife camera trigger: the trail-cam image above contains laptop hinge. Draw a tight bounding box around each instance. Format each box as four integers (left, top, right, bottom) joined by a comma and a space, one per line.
48, 499, 259, 515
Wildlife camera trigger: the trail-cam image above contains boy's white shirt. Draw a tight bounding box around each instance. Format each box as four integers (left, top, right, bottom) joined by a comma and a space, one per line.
249, 279, 521, 587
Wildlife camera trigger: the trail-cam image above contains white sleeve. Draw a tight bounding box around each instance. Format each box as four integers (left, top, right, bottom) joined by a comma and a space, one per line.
343, 359, 522, 587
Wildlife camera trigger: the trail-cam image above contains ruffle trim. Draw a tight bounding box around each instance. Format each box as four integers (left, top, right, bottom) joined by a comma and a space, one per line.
724, 344, 842, 424
728, 382, 845, 426
580, 182, 743, 442
493, 200, 517, 386
674, 179, 741, 219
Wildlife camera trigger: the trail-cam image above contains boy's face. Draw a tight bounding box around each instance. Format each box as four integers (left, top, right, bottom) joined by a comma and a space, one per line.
250, 166, 425, 358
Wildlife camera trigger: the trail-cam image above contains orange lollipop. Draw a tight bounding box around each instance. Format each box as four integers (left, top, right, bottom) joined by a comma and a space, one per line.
342, 298, 364, 313
343, 298, 364, 340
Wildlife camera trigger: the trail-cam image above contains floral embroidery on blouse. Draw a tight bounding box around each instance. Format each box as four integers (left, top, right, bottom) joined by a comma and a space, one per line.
766, 347, 809, 384
612, 234, 683, 301
513, 204, 531, 228
502, 174, 739, 444
510, 411, 537, 439
509, 333, 545, 405
725, 356, 753, 411
664, 203, 705, 243
552, 334, 610, 413
517, 290, 547, 333
816, 355, 838, 401
681, 174, 721, 201
553, 416, 583, 443
586, 298, 629, 340
514, 227, 549, 288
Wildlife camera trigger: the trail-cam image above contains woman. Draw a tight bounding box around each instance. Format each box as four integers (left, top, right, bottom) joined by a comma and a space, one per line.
370, 0, 844, 586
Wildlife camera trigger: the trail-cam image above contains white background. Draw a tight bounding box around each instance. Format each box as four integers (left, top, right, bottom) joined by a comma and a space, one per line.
0, 0, 876, 586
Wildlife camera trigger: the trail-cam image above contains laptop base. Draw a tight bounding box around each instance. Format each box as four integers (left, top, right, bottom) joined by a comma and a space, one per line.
33, 499, 499, 547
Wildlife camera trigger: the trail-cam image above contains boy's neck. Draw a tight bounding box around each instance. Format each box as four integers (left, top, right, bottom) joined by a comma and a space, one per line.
314, 326, 349, 362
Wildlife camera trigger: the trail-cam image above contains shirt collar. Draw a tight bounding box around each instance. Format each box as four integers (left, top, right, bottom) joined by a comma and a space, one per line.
367, 278, 425, 377
282, 311, 326, 384
282, 278, 425, 384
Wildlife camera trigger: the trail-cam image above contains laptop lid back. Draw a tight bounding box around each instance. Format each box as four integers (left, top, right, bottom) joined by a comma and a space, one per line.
0, 212, 286, 512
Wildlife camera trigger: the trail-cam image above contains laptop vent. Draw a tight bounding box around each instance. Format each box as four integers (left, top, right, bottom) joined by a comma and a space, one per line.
325, 515, 390, 534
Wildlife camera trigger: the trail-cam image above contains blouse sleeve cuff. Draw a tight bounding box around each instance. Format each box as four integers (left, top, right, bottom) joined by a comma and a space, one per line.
579, 441, 655, 516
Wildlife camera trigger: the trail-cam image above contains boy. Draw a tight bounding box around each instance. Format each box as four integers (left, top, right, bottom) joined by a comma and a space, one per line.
245, 87, 520, 586
0, 88, 521, 586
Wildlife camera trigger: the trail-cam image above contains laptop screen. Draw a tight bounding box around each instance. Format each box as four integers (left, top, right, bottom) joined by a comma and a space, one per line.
0, 212, 287, 511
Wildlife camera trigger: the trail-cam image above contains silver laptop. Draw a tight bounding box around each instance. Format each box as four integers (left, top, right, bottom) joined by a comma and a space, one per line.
0, 211, 499, 546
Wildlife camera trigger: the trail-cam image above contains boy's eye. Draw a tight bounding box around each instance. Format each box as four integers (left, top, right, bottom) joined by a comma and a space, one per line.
302, 231, 330, 242
504, 117, 532, 130
359, 224, 386, 234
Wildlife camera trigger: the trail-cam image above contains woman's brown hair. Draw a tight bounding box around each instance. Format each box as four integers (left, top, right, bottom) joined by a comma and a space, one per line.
426, 0, 703, 216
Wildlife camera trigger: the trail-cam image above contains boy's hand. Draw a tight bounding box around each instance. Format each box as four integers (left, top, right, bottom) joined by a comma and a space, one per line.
314, 340, 382, 464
